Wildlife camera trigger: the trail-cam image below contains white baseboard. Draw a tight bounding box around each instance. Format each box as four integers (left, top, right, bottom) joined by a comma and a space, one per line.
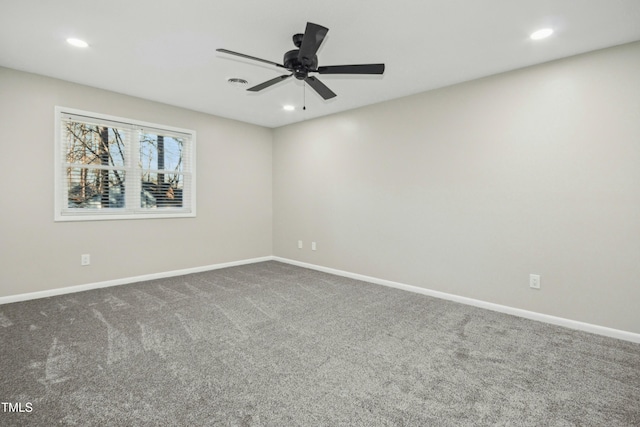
273, 257, 640, 344
0, 256, 274, 305
3, 255, 638, 344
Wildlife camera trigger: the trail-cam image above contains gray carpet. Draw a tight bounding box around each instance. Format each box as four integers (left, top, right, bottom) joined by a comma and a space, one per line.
1, 261, 639, 426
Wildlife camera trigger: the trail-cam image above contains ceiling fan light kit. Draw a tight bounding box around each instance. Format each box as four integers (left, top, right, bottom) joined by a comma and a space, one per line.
217, 22, 385, 101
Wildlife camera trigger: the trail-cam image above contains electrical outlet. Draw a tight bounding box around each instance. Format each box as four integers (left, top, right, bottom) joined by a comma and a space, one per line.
81, 254, 91, 266
298, 240, 303, 249
311, 242, 317, 251
529, 274, 540, 289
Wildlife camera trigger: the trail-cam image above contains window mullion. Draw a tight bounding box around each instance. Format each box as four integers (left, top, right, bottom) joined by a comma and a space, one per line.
127, 126, 141, 213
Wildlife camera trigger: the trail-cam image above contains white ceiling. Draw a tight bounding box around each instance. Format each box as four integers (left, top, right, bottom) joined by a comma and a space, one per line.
1, 0, 639, 128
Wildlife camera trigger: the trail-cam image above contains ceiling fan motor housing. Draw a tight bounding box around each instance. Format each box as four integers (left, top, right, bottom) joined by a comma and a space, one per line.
284, 49, 318, 79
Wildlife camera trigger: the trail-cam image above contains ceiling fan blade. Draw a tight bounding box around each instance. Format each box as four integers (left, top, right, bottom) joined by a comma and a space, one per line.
305, 76, 336, 100
317, 64, 385, 75
298, 22, 328, 63
247, 74, 292, 92
216, 49, 285, 69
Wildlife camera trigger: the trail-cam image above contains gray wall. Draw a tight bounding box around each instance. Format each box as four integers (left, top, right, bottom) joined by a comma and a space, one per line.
0, 67, 273, 296
273, 42, 640, 334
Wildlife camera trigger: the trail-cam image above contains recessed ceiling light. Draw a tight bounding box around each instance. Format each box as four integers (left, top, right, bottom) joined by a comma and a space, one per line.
283, 105, 295, 111
66, 38, 89, 48
530, 28, 553, 41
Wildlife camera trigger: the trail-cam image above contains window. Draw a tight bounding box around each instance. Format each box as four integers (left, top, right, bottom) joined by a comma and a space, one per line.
55, 107, 196, 221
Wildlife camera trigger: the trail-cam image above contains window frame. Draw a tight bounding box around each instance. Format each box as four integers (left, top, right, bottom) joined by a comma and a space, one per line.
54, 106, 196, 222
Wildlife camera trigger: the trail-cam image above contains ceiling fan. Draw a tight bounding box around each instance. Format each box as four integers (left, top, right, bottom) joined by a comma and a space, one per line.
216, 22, 385, 100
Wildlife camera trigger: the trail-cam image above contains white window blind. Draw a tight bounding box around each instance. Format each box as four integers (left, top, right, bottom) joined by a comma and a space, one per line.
55, 107, 196, 221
